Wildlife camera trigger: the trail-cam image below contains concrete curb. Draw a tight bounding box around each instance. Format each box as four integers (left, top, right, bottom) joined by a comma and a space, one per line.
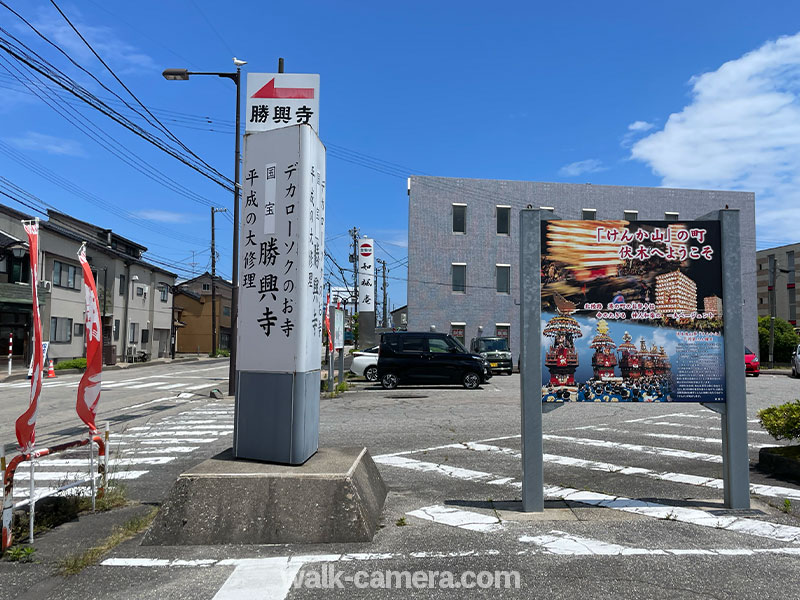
0, 357, 228, 383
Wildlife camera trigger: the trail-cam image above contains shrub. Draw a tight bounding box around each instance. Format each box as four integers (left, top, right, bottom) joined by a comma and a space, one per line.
209, 349, 230, 357
54, 358, 87, 370
758, 400, 800, 441
758, 316, 800, 364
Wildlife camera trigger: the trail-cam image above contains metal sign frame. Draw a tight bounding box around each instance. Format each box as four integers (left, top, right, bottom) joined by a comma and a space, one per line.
519, 208, 749, 512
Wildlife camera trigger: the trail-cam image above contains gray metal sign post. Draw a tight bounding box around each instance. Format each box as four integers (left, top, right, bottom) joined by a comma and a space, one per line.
701, 208, 750, 509
519, 208, 544, 512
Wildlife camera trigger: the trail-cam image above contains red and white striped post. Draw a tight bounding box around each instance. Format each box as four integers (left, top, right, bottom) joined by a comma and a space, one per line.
7, 333, 11, 376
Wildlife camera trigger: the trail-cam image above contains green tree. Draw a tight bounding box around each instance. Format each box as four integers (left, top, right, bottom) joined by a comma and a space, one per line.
758, 316, 800, 363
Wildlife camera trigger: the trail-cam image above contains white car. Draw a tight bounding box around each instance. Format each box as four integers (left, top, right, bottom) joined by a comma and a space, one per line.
792, 343, 800, 378
349, 345, 379, 381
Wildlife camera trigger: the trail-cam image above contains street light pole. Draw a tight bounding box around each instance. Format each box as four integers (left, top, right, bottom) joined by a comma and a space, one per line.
229, 63, 242, 396
163, 59, 244, 395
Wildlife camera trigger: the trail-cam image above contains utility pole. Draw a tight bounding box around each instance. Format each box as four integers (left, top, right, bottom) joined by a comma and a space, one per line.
350, 227, 361, 347
769, 255, 776, 368
349, 227, 360, 309
211, 207, 227, 357
377, 258, 388, 327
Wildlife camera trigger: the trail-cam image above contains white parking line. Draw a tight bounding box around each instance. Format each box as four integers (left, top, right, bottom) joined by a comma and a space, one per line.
542, 434, 723, 463
407, 505, 504, 532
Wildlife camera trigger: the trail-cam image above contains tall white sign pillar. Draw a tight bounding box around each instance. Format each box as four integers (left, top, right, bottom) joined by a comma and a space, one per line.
235, 124, 326, 464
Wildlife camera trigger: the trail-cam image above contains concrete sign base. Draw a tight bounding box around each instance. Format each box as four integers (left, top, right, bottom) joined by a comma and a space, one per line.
142, 447, 387, 546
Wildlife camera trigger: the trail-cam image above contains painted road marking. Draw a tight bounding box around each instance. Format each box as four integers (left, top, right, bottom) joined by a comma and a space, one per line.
37, 457, 176, 467
542, 434, 723, 463
520, 530, 800, 556
631, 420, 772, 436
374, 450, 800, 544
406, 505, 505, 532
568, 425, 773, 449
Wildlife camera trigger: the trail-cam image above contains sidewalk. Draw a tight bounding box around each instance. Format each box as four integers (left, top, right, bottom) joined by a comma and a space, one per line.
0, 355, 228, 383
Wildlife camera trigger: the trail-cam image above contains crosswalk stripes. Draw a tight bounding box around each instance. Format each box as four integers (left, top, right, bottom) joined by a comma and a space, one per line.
1, 374, 226, 392
374, 415, 800, 545
8, 402, 234, 500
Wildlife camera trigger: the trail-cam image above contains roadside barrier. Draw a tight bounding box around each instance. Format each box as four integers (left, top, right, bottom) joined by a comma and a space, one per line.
1, 423, 109, 553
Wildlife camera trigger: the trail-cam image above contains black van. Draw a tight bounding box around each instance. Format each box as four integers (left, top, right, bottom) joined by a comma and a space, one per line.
377, 331, 491, 390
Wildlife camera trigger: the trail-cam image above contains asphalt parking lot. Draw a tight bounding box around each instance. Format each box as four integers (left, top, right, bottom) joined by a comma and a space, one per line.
4, 371, 800, 599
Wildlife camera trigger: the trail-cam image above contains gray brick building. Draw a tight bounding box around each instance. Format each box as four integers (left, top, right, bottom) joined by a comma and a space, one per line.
756, 242, 799, 326
407, 176, 757, 360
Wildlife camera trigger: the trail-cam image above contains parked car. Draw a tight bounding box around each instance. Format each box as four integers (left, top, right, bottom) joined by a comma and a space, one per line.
469, 336, 513, 375
792, 344, 800, 378
349, 345, 379, 381
377, 331, 492, 390
745, 347, 760, 377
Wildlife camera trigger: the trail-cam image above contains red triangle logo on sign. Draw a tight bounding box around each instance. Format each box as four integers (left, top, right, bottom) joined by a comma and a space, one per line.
252, 78, 315, 99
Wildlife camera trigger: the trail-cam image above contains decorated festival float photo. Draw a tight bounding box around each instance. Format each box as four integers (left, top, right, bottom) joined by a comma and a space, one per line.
540, 219, 726, 403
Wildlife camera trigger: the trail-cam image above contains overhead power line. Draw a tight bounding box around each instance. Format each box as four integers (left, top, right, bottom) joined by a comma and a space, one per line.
0, 5, 234, 192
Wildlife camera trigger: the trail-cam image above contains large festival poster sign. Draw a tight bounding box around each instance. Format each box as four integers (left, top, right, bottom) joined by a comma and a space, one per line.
540, 220, 725, 403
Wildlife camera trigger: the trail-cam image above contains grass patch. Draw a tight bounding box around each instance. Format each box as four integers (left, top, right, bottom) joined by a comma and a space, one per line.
395, 516, 407, 527
58, 507, 158, 576
3, 546, 35, 562
77, 482, 129, 512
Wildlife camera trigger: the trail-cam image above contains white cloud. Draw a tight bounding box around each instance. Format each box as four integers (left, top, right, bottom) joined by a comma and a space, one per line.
6, 131, 85, 156
135, 210, 193, 223
558, 159, 607, 178
628, 120, 655, 132
621, 121, 656, 147
26, 8, 154, 74
630, 32, 800, 246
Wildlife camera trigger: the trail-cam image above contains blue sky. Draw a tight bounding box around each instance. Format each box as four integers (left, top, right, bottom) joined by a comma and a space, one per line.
2, 1, 800, 310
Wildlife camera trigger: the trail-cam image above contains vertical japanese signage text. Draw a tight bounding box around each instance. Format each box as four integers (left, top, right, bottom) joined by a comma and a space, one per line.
237, 125, 326, 373
357, 238, 375, 313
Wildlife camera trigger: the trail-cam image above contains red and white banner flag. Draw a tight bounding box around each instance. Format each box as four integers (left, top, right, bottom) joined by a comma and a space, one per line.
77, 246, 101, 432
15, 221, 42, 452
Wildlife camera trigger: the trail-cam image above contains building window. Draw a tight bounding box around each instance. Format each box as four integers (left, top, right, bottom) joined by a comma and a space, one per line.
582, 208, 597, 220
664, 212, 679, 221
119, 274, 126, 296
160, 285, 169, 302
450, 323, 466, 346
223, 305, 231, 317
141, 328, 149, 344
452, 204, 467, 234
452, 263, 466, 293
202, 283, 211, 291
114, 319, 120, 341
136, 286, 144, 297
0, 256, 6, 273
129, 322, 139, 344
496, 206, 511, 235
496, 265, 510, 294
74, 323, 85, 337
220, 332, 231, 350
496, 324, 510, 341
53, 260, 79, 290
50, 317, 73, 343
624, 210, 638, 221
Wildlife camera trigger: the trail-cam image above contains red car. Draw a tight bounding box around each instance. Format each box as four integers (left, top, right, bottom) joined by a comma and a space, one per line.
745, 347, 760, 377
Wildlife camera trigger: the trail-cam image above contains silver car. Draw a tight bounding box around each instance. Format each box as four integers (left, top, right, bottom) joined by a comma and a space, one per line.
349, 345, 379, 381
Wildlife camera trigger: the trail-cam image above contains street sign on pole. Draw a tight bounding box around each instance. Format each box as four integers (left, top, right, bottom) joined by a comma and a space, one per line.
357, 238, 375, 313
246, 73, 320, 135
